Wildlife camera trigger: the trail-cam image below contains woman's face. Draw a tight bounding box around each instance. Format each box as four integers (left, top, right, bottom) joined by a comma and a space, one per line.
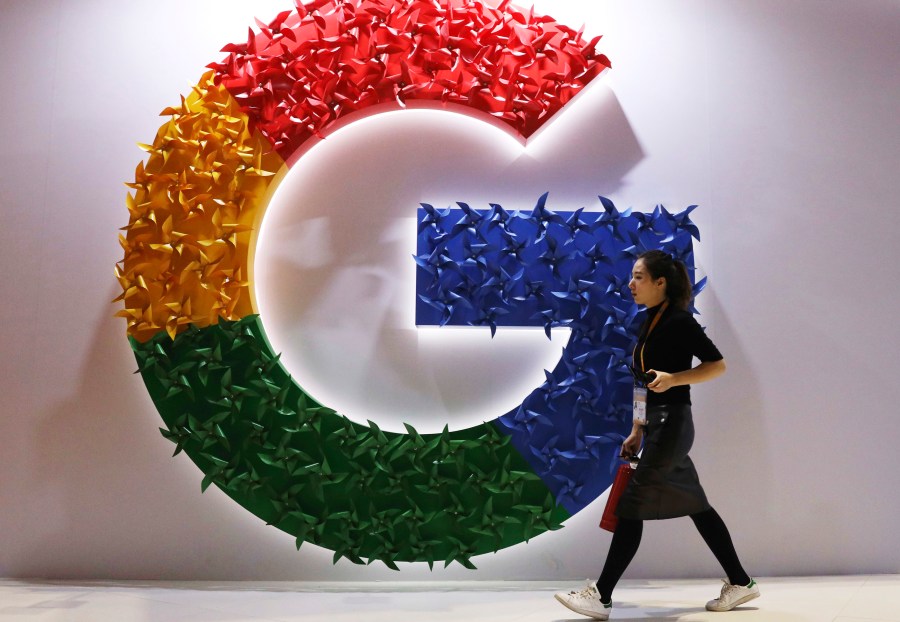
629, 259, 667, 307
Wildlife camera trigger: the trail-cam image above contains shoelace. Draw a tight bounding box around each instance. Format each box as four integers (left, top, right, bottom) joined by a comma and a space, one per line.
718, 580, 743, 600
569, 581, 598, 598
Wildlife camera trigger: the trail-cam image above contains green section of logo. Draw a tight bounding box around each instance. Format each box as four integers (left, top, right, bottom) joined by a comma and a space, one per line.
132, 315, 569, 569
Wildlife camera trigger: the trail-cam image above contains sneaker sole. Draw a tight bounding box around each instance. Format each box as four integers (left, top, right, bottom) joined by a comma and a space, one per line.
554, 593, 610, 620
706, 590, 760, 612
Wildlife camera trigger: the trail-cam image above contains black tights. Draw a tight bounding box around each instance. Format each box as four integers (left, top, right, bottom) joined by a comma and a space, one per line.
595, 508, 750, 604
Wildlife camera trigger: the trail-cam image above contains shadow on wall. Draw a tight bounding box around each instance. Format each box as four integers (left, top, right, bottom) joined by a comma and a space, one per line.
261, 81, 641, 325
254, 81, 647, 430
690, 286, 773, 576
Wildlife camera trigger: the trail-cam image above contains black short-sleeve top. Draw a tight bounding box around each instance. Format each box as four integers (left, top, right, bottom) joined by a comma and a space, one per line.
633, 302, 723, 406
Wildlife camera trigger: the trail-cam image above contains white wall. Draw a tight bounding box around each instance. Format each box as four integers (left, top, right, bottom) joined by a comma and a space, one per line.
1, 0, 898, 581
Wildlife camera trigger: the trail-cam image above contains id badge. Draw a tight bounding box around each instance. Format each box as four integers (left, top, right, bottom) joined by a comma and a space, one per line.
633, 386, 648, 425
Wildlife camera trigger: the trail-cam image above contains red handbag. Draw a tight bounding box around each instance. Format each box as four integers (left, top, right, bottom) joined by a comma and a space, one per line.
599, 463, 635, 532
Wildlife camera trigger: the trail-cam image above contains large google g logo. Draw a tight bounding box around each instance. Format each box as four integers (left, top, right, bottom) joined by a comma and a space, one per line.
116, 0, 701, 569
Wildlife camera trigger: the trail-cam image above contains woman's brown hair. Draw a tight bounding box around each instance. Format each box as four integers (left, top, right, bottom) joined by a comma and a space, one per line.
637, 250, 692, 310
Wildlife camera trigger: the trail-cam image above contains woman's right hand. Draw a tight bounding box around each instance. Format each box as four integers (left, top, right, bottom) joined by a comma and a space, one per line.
621, 430, 643, 460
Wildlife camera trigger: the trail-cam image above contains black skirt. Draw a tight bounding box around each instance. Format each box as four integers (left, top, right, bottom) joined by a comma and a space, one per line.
615, 403, 711, 520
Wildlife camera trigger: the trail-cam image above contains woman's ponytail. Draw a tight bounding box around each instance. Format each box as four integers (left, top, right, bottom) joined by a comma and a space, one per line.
669, 259, 692, 310
637, 250, 692, 310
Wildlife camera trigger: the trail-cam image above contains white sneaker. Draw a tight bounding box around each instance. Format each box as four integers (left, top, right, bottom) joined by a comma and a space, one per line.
706, 578, 760, 611
554, 580, 612, 620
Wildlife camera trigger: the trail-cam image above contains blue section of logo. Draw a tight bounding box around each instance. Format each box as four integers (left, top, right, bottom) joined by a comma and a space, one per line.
414, 195, 704, 514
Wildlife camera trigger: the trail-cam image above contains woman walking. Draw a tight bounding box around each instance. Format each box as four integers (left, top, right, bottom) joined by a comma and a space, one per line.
554, 250, 759, 620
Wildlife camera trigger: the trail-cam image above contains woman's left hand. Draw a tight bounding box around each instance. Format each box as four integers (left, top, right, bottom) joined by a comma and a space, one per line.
647, 370, 676, 392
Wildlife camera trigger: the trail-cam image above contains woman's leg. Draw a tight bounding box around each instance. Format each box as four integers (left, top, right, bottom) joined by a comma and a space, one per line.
596, 518, 643, 603
690, 507, 751, 586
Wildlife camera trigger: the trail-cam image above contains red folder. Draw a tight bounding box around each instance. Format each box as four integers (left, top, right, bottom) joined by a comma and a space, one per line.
599, 463, 634, 532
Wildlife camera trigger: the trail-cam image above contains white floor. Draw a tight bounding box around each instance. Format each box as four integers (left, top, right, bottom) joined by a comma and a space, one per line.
1, 576, 897, 622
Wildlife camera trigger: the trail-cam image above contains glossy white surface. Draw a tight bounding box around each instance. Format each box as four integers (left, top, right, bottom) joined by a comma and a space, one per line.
2, 576, 899, 621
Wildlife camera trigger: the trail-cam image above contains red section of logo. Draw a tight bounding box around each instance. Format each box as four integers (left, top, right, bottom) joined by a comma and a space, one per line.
207, 0, 610, 161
